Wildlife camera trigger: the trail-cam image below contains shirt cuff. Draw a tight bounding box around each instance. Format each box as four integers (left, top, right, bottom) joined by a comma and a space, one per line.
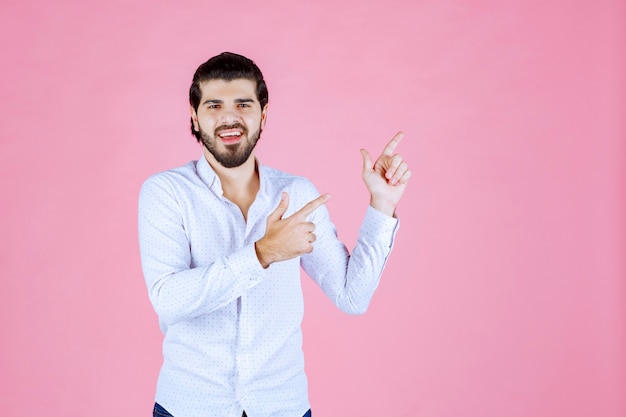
360, 205, 400, 242
225, 243, 266, 285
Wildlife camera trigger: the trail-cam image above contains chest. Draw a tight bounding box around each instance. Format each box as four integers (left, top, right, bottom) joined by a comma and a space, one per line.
181, 191, 269, 266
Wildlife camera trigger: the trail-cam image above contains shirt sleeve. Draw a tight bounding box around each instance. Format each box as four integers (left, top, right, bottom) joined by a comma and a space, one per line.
299, 184, 399, 315
138, 176, 266, 327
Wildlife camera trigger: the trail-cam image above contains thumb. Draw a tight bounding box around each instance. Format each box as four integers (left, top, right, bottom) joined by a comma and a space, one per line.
360, 149, 373, 174
268, 192, 289, 222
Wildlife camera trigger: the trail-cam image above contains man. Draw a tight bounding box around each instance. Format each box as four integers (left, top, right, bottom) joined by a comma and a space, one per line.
139, 52, 411, 417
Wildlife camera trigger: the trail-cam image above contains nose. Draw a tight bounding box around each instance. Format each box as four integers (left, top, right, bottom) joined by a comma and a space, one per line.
218, 105, 242, 125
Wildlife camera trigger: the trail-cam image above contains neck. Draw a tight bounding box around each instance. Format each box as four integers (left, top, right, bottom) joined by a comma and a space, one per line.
203, 149, 260, 220
203, 148, 258, 190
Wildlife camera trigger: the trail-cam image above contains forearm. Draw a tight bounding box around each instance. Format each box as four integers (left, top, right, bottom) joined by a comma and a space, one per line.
142, 243, 264, 325
302, 206, 399, 314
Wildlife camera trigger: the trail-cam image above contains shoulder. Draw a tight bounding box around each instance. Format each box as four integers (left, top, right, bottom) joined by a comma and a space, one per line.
139, 161, 200, 200
143, 160, 198, 185
260, 165, 319, 198
259, 164, 326, 219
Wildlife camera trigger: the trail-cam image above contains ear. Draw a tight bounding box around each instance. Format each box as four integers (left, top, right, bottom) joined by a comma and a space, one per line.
260, 103, 269, 130
190, 106, 199, 132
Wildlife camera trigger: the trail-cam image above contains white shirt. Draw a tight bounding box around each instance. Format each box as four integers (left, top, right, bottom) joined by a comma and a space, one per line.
138, 155, 398, 417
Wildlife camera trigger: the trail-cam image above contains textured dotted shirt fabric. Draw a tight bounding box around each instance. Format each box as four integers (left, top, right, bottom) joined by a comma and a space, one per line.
138, 155, 399, 417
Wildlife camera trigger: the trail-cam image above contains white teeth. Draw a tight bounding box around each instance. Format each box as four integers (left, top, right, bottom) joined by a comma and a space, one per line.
220, 131, 242, 138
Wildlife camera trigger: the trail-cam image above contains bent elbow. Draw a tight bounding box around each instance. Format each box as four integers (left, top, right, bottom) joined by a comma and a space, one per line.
348, 305, 369, 315
337, 296, 371, 315
148, 283, 186, 326
150, 297, 180, 326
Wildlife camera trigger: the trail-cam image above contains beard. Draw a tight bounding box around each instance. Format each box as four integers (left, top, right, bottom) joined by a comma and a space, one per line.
199, 122, 262, 168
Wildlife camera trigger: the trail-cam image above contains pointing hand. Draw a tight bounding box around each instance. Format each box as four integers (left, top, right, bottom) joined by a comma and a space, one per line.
255, 192, 331, 268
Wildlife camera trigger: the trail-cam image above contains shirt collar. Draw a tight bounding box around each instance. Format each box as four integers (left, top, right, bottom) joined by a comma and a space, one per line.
196, 154, 221, 194
195, 154, 269, 201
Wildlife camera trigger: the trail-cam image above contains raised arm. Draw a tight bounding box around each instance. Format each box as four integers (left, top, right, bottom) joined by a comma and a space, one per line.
301, 133, 411, 313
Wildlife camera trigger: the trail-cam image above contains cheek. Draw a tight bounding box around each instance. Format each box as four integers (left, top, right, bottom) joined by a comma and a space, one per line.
249, 115, 264, 129
197, 116, 216, 131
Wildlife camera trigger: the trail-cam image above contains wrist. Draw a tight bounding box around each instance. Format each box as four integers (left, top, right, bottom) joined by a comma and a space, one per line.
369, 198, 396, 217
254, 240, 272, 269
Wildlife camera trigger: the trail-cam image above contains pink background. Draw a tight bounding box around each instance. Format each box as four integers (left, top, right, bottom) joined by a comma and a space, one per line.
1, 1, 624, 416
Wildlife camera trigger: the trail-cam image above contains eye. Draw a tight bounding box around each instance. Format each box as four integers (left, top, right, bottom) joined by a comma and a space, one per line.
207, 104, 220, 109
238, 103, 250, 108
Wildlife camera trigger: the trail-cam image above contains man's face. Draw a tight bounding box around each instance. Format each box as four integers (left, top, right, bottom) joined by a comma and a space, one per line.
191, 78, 268, 168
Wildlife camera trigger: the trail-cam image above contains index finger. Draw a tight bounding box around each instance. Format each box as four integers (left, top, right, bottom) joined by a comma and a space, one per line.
382, 131, 404, 156
293, 193, 332, 219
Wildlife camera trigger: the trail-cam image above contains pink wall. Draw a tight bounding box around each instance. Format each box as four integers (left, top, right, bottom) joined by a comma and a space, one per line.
1, 0, 624, 416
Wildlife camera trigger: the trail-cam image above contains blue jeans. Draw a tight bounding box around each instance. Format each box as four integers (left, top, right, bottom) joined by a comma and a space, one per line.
153, 403, 311, 417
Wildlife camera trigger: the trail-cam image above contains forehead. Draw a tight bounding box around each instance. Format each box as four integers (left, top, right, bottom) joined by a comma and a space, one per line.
199, 78, 258, 100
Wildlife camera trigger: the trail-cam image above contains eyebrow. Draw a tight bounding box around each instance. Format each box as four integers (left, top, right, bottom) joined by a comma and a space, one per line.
202, 98, 256, 105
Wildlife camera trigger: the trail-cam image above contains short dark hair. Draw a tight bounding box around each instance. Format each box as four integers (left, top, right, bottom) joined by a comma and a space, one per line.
189, 52, 268, 141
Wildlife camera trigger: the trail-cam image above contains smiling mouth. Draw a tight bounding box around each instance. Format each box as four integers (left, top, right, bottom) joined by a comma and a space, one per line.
217, 129, 243, 144
219, 131, 241, 138
216, 123, 246, 139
